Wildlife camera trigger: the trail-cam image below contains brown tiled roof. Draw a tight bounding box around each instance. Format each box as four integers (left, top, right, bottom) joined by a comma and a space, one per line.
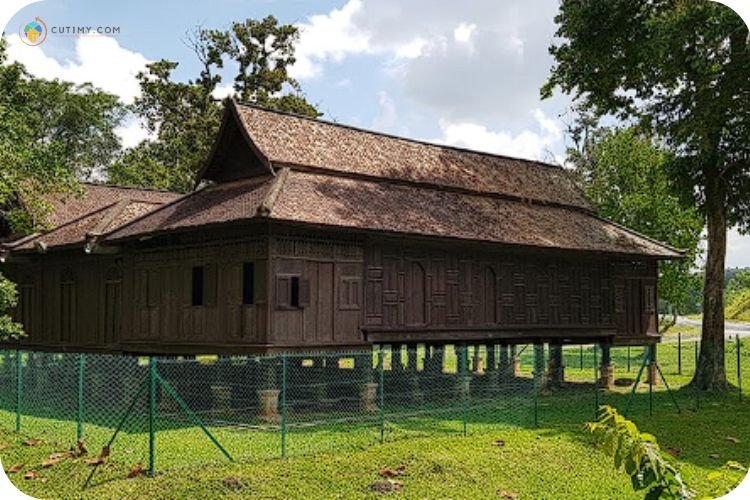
106, 168, 681, 258
106, 176, 273, 240
269, 171, 680, 258
233, 103, 593, 210
8, 184, 180, 251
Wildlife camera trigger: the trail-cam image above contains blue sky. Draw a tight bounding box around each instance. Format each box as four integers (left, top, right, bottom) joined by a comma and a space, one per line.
4, 0, 750, 268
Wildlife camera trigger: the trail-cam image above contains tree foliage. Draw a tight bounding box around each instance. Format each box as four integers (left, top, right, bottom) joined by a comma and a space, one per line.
570, 127, 703, 316
1, 37, 123, 340
0, 37, 123, 234
108, 16, 320, 193
587, 406, 691, 499
543, 0, 750, 390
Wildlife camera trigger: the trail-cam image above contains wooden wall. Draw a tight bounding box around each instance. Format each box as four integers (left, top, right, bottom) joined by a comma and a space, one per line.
268, 234, 365, 348
4, 229, 659, 354
363, 239, 658, 340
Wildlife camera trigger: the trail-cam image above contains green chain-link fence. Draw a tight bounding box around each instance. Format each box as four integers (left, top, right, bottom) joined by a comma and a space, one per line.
0, 338, 747, 483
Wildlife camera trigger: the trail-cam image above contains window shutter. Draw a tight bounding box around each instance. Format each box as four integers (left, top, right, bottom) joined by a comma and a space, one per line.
204, 264, 218, 307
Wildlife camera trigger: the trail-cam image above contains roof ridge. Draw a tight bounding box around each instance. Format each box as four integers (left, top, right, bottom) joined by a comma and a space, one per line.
257, 168, 290, 217
234, 100, 565, 171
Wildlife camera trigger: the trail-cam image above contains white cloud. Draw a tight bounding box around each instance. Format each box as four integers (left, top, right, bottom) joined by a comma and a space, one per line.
436, 108, 563, 163
6, 34, 149, 104
727, 228, 750, 268
453, 23, 476, 44
291, 0, 371, 79
114, 119, 151, 149
211, 83, 235, 100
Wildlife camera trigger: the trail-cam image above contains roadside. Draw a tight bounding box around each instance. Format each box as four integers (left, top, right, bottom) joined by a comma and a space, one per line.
666, 316, 750, 343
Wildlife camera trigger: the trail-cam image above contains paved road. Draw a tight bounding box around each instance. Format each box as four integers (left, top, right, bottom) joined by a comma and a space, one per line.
673, 316, 750, 341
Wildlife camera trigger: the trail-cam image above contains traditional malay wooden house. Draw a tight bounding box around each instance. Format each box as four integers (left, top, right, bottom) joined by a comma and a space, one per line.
0, 101, 682, 383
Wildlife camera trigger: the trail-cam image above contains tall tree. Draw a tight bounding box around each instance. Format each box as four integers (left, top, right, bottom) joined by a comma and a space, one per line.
570, 127, 703, 325
0, 37, 123, 340
109, 16, 319, 193
542, 0, 750, 390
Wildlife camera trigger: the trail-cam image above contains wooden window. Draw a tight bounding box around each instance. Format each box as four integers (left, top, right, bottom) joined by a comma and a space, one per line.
242, 262, 255, 305
339, 276, 361, 310
290, 276, 301, 307
276, 274, 309, 309
191, 266, 204, 306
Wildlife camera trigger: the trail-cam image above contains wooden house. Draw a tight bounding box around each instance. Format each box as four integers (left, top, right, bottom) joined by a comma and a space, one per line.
0, 101, 682, 356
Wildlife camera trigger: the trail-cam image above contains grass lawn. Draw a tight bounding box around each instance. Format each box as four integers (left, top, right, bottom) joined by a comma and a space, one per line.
1, 341, 749, 498
2, 386, 749, 498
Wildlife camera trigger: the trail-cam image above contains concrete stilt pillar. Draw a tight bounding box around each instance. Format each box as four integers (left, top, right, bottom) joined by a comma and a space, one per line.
356, 350, 378, 412
392, 344, 404, 372
485, 343, 499, 393
406, 343, 423, 403
498, 345, 510, 383
511, 345, 522, 377
547, 344, 565, 388
599, 344, 614, 389
257, 358, 280, 422
534, 344, 547, 389
471, 345, 481, 373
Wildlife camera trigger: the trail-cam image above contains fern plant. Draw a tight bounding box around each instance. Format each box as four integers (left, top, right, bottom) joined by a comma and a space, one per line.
586, 406, 691, 499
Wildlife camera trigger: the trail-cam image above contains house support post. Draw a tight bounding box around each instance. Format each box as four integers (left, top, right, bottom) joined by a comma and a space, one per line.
599, 344, 614, 389
485, 343, 498, 393
546, 343, 564, 389
511, 345, 522, 377
533, 344, 546, 390
257, 358, 280, 423
406, 343, 422, 403
498, 345, 510, 384
646, 344, 659, 386
356, 351, 378, 412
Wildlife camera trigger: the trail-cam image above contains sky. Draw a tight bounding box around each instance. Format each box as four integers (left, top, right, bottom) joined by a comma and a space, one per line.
4, 0, 750, 268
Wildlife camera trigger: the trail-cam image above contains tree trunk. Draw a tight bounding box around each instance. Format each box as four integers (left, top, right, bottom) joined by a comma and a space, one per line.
692, 173, 728, 390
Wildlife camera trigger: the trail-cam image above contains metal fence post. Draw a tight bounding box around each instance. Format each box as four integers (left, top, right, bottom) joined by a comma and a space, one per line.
378, 346, 385, 443
460, 344, 468, 437
627, 346, 631, 372
593, 344, 599, 418
77, 353, 85, 441
148, 356, 157, 476
281, 354, 288, 458
15, 349, 22, 432
579, 345, 584, 370
677, 332, 682, 375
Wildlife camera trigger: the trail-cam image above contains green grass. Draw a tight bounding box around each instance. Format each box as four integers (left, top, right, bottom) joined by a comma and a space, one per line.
2, 392, 748, 499
2, 342, 749, 498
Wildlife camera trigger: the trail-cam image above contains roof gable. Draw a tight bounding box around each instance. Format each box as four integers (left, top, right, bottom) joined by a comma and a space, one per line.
219, 101, 593, 211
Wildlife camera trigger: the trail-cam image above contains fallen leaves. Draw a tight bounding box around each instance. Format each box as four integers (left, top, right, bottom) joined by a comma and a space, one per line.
378, 464, 406, 478
41, 452, 67, 468
75, 440, 88, 457
23, 470, 39, 480
709, 453, 720, 460
665, 447, 681, 458
725, 436, 741, 444
493, 439, 506, 448
127, 463, 145, 479
86, 446, 111, 466
22, 438, 41, 447
498, 491, 519, 500
0, 443, 7, 451
222, 477, 246, 490
6, 463, 24, 474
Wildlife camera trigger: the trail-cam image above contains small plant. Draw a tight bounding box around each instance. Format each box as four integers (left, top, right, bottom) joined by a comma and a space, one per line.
586, 406, 691, 499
